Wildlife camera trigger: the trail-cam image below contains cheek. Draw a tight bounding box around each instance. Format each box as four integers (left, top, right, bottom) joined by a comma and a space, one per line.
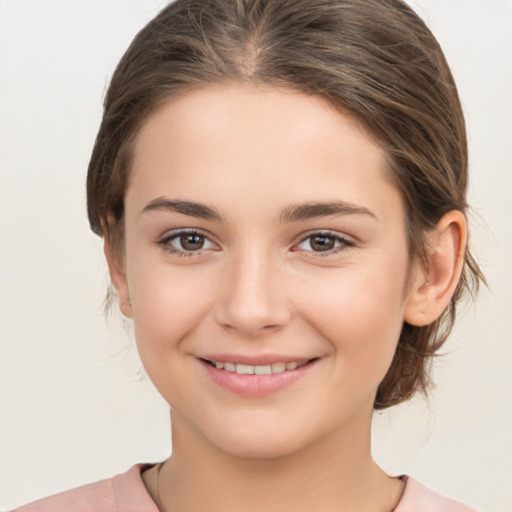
125, 259, 222, 407
296, 261, 408, 384
126, 256, 216, 358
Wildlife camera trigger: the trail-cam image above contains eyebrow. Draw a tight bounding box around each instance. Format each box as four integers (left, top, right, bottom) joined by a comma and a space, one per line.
141, 197, 223, 221
141, 197, 376, 223
279, 201, 376, 223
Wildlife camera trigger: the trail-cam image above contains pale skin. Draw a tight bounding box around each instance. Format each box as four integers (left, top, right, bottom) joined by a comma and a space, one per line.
105, 84, 466, 512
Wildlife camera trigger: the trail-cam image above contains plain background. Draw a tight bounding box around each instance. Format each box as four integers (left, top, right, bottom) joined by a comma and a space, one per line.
0, 1, 511, 510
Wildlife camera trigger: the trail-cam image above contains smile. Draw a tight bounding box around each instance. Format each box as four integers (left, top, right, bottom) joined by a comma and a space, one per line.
200, 357, 319, 397
203, 359, 310, 375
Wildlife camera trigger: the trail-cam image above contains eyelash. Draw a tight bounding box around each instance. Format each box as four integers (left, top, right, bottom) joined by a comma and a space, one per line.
157, 229, 217, 257
294, 230, 354, 256
156, 229, 354, 257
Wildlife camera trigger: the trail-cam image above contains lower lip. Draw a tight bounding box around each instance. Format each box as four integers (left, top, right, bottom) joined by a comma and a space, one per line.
200, 359, 317, 397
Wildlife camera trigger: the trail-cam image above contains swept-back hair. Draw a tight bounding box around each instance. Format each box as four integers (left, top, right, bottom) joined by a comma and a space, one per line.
87, 0, 484, 408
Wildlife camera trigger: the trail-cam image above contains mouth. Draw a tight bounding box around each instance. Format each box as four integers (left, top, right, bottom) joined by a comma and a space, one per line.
201, 358, 313, 375
199, 357, 319, 397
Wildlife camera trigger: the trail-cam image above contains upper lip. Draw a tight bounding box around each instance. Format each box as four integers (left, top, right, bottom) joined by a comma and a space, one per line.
199, 354, 317, 366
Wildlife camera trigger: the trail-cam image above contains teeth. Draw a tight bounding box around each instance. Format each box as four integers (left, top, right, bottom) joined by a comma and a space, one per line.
236, 364, 254, 375
209, 360, 309, 374
254, 365, 272, 375
271, 362, 286, 373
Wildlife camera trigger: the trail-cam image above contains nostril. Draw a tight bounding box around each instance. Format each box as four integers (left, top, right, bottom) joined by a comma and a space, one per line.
261, 324, 281, 331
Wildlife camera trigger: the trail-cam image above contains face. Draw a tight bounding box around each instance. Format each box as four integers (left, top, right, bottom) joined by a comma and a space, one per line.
112, 84, 421, 458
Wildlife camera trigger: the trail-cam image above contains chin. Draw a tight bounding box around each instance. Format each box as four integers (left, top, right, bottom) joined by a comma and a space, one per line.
203, 420, 310, 460
217, 435, 304, 460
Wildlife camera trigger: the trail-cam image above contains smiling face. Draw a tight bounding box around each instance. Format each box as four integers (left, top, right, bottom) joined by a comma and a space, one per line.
108, 84, 423, 458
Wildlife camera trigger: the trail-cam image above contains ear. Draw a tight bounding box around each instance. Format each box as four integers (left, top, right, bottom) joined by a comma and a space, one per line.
103, 239, 133, 319
404, 210, 467, 326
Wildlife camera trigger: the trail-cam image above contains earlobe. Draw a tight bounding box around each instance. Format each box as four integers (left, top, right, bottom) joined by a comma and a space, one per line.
103, 240, 133, 319
404, 210, 467, 326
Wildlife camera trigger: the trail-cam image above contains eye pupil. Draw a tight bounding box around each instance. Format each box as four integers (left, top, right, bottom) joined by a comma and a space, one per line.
311, 235, 335, 251
180, 233, 204, 250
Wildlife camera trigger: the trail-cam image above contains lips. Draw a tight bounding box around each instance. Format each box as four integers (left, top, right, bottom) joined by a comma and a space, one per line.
203, 359, 310, 375
199, 356, 318, 397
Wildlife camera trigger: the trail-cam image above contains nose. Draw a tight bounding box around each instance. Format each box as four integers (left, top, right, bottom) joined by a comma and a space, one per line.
213, 249, 292, 337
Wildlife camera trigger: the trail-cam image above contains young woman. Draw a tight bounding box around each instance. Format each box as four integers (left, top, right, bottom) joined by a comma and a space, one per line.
13, 0, 486, 510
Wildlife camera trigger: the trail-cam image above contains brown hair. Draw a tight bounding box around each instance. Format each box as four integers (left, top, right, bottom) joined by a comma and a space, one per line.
87, 0, 484, 409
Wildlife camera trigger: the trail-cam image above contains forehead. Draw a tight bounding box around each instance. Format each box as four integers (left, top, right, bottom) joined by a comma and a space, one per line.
128, 84, 402, 222
134, 83, 378, 162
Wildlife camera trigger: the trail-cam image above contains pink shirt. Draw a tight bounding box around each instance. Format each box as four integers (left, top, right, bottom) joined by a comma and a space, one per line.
14, 464, 477, 512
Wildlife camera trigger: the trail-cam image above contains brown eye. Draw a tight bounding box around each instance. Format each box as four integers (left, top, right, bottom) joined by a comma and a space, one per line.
295, 232, 353, 254
158, 230, 216, 255
179, 233, 205, 251
309, 235, 335, 251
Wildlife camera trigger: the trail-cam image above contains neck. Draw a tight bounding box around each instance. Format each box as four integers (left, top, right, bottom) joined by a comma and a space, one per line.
151, 409, 404, 512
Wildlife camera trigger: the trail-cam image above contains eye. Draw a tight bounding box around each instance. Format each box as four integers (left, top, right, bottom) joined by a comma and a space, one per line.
157, 229, 217, 256
295, 231, 354, 254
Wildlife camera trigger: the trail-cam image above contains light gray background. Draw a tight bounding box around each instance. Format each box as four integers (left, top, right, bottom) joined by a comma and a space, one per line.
0, 1, 511, 510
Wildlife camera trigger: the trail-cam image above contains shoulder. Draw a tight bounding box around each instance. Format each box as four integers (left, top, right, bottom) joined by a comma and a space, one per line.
395, 476, 477, 512
13, 464, 159, 512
